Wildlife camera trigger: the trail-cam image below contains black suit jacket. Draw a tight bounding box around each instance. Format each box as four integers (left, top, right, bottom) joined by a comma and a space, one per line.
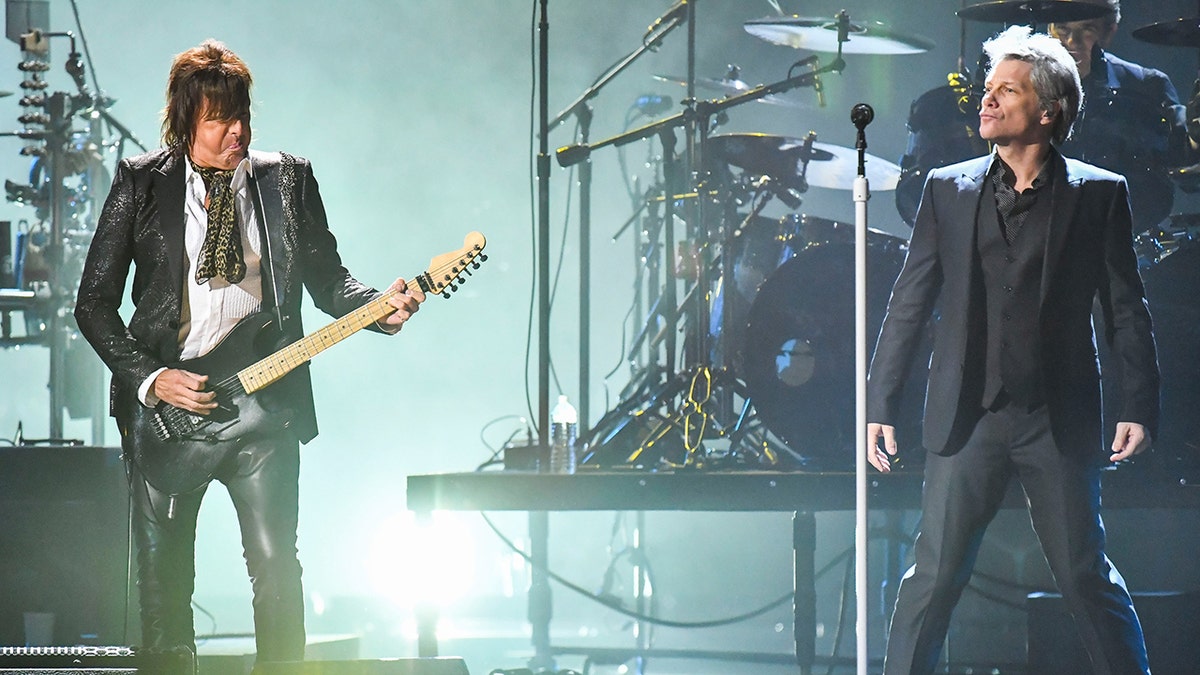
867, 151, 1160, 456
75, 148, 381, 444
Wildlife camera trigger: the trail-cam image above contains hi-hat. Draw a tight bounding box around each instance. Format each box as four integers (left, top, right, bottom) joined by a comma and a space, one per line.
744, 16, 934, 55
1132, 18, 1200, 47
956, 1, 1110, 24
708, 133, 901, 191
652, 74, 810, 108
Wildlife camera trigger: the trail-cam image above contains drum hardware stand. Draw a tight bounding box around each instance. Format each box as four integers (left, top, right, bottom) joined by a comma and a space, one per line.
525, 4, 695, 671
559, 55, 838, 469
548, 9, 688, 434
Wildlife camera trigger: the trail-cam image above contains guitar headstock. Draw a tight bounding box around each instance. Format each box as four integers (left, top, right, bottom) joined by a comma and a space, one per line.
418, 231, 488, 298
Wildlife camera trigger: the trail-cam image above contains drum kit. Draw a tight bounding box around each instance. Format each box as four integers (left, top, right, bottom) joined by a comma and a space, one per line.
583, 1, 1200, 472
584, 7, 933, 471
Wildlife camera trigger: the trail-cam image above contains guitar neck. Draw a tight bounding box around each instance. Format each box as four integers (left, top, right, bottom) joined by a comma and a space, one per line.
229, 230, 487, 395
236, 288, 405, 394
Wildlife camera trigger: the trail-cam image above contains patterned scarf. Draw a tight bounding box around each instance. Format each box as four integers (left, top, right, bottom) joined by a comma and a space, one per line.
190, 159, 246, 284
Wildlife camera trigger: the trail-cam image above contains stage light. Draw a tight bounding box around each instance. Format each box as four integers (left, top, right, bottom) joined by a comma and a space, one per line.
365, 511, 477, 610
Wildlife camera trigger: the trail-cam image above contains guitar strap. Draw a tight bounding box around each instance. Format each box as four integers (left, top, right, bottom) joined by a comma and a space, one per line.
248, 163, 286, 331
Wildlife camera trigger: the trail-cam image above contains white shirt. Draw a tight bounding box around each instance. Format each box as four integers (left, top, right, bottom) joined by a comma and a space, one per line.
138, 156, 264, 405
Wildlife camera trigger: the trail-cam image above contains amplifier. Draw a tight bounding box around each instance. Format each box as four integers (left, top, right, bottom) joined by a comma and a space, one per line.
0, 446, 131, 646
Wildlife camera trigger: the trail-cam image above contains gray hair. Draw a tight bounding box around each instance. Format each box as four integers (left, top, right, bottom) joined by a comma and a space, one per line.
983, 25, 1084, 145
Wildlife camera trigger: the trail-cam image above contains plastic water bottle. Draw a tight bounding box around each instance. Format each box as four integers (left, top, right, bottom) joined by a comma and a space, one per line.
550, 395, 578, 474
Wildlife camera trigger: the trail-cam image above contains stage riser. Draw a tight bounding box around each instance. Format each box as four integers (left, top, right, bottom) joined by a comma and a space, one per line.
253, 658, 469, 675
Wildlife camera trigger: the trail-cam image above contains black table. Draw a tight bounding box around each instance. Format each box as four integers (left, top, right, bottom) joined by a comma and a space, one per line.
406, 467, 1200, 673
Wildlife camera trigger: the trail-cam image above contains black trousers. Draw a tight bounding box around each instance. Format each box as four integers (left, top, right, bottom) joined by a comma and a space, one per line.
128, 433, 306, 664
883, 402, 1148, 675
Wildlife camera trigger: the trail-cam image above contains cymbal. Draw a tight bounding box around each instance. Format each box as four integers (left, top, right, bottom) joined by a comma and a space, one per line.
708, 133, 901, 191
1132, 18, 1200, 47
956, 1, 1110, 24
652, 74, 811, 108
743, 16, 934, 55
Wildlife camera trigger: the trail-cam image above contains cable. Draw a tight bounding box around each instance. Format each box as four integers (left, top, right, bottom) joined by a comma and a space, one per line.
478, 507, 792, 629
824, 550, 855, 675
479, 414, 529, 456
190, 602, 217, 645
67, 0, 101, 94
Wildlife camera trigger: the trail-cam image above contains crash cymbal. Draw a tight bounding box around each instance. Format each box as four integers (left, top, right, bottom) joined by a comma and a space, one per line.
956, 1, 1109, 24
708, 133, 834, 180
652, 73, 811, 108
805, 141, 901, 190
708, 133, 900, 191
1132, 18, 1200, 47
743, 16, 934, 55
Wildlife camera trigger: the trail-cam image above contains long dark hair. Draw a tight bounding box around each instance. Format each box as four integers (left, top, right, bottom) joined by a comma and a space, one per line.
161, 39, 252, 154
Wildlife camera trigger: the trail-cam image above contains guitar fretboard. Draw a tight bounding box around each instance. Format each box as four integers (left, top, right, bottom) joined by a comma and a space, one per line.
230, 230, 485, 394
236, 288, 403, 394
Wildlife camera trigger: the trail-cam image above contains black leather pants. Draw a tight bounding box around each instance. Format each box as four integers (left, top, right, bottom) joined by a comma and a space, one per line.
128, 433, 306, 664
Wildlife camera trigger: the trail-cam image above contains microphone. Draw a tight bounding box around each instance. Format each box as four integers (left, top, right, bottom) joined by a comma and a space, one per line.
65, 51, 86, 90
644, 0, 687, 41
557, 144, 591, 167
791, 55, 824, 107
836, 9, 851, 45
851, 102, 874, 130
633, 94, 673, 116
798, 130, 817, 163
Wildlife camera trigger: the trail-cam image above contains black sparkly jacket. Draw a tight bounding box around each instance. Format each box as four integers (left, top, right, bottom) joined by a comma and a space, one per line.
75, 148, 381, 444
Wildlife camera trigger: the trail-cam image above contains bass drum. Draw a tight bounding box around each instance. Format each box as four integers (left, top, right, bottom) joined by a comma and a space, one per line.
896, 82, 987, 226
741, 232, 929, 470
710, 213, 802, 373
711, 214, 866, 375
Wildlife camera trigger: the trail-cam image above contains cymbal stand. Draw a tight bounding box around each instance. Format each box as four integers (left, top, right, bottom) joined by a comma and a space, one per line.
548, 9, 688, 433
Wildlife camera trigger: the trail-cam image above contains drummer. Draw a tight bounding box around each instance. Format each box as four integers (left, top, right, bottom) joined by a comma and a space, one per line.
1048, 0, 1197, 231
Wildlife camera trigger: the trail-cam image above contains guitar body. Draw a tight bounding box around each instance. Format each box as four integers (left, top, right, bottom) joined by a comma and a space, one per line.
129, 311, 303, 495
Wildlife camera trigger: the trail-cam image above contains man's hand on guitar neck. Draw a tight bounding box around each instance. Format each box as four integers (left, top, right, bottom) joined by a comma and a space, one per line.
153, 369, 219, 415
377, 277, 426, 333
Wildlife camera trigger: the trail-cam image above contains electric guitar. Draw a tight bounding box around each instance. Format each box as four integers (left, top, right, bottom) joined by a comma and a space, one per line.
129, 231, 487, 495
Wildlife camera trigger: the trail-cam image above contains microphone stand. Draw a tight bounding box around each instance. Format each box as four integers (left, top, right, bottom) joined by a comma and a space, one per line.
556, 63, 839, 168
528, 3, 553, 672
547, 9, 685, 440
850, 101, 874, 675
